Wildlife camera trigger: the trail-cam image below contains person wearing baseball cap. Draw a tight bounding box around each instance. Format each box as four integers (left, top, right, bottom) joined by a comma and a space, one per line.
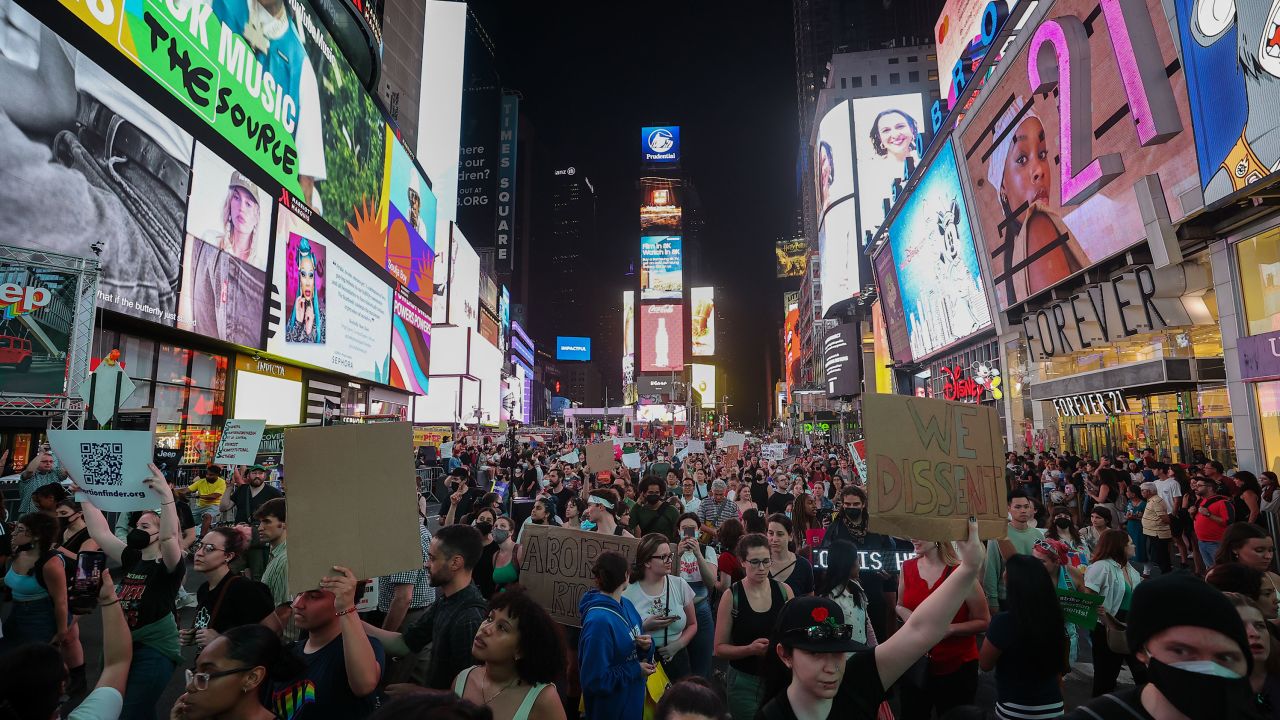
756, 519, 985, 720
1066, 573, 1263, 719
220, 463, 283, 579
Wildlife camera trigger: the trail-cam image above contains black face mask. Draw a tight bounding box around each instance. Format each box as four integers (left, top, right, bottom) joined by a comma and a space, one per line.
646, 493, 661, 505
843, 507, 863, 521
1054, 518, 1072, 529
1145, 657, 1261, 720
126, 528, 153, 550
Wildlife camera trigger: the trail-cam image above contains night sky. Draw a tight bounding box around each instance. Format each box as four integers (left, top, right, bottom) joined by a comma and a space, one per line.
469, 1, 799, 426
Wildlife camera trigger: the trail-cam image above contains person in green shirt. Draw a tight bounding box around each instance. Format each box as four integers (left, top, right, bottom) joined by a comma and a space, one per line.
984, 491, 1044, 611
629, 476, 680, 541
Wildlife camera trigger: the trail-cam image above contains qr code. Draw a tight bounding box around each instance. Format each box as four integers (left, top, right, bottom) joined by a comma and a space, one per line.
81, 443, 125, 486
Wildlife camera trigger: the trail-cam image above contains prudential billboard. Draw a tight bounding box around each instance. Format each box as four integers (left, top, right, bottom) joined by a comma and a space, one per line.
641, 126, 681, 164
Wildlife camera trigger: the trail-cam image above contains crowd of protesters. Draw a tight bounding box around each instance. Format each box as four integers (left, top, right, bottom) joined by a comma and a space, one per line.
1, 437, 1278, 719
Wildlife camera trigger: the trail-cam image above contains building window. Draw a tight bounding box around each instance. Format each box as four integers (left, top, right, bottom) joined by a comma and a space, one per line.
840, 77, 846, 89
888, 57, 900, 64
909, 70, 920, 82
890, 73, 901, 84
851, 76, 863, 88
926, 54, 937, 62
1237, 227, 1280, 336
928, 70, 939, 81
908, 55, 919, 63
870, 75, 878, 86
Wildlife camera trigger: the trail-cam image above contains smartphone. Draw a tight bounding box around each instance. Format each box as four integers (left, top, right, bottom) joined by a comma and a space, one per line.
70, 550, 107, 613
682, 527, 696, 540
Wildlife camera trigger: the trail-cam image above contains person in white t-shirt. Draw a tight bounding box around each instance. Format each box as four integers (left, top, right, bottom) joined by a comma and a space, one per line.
625, 533, 698, 681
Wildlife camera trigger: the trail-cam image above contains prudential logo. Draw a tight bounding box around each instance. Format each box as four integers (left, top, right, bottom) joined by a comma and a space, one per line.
642, 126, 679, 163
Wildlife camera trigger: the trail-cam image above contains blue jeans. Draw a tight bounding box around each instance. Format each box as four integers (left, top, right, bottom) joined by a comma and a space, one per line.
2, 596, 56, 646
1199, 540, 1221, 569
120, 644, 177, 720
687, 598, 715, 679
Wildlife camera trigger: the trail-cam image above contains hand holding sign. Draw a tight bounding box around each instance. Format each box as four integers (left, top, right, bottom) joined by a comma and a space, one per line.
214, 419, 267, 465
49, 430, 158, 512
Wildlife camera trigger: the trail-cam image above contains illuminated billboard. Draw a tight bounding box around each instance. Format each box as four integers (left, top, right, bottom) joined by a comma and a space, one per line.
641, 179, 683, 234
776, 239, 809, 278
1174, 0, 1280, 209
622, 291, 636, 395
691, 287, 715, 356
556, 337, 592, 362
641, 126, 681, 164
816, 102, 859, 316
822, 323, 859, 397
934, 0, 1022, 106
370, 126, 437, 307
886, 140, 991, 360
640, 236, 683, 301
691, 364, 717, 409
874, 246, 912, 363
853, 93, 926, 242
637, 404, 687, 423
390, 287, 432, 395
640, 304, 684, 373
958, 0, 1196, 310
784, 308, 800, 398
445, 226, 481, 327
267, 207, 392, 383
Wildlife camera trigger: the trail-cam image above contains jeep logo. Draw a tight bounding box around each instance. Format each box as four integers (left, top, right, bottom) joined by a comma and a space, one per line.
0, 283, 51, 317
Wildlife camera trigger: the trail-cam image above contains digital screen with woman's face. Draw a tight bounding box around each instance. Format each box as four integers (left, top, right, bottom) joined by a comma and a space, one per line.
852, 93, 925, 245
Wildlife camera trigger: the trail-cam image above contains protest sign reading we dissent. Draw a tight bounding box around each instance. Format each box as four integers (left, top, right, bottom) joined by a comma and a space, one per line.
865, 393, 1007, 541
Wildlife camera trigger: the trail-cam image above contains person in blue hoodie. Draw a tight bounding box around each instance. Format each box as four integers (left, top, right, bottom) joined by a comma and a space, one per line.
579, 550, 656, 720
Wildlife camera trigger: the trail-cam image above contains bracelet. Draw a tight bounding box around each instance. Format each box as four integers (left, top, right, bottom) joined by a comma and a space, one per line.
335, 606, 357, 617
161, 500, 176, 506
100, 598, 121, 608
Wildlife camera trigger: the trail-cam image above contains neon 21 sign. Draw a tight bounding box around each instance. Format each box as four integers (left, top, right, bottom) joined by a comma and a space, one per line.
1026, 0, 1183, 206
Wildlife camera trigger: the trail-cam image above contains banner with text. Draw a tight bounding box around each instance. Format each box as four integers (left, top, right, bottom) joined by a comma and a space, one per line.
49, 430, 158, 512
519, 524, 640, 626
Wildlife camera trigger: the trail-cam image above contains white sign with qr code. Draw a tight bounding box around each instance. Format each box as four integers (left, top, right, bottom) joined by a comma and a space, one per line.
48, 430, 158, 512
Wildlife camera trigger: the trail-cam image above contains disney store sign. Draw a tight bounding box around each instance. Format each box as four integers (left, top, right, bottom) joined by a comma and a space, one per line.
941, 363, 1003, 403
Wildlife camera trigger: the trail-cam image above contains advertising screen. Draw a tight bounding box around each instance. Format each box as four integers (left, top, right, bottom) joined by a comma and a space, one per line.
390, 288, 432, 395
0, 262, 78, 396
691, 287, 715, 356
480, 273, 499, 314
47, 0, 393, 239
429, 326, 468, 376
478, 310, 500, 348
266, 208, 392, 383
641, 236, 683, 301
874, 246, 912, 363
473, 336, 503, 427
1173, 0, 1279, 209
816, 101, 858, 316
640, 304, 685, 373
784, 309, 800, 397
363, 126, 436, 307
637, 375, 675, 396
871, 301, 895, 394
178, 143, 272, 347
637, 405, 687, 423
556, 337, 592, 362
776, 239, 809, 277
691, 363, 716, 410
641, 126, 681, 164
499, 286, 511, 347
622, 290, 636, 390
445, 226, 481, 327
935, 0, 1022, 105
823, 323, 860, 397
853, 93, 927, 241
958, 0, 1197, 310
887, 141, 991, 360
641, 179, 683, 234
416, 1, 468, 258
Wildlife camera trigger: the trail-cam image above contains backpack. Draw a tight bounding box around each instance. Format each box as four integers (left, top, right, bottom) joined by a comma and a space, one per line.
1199, 495, 1236, 524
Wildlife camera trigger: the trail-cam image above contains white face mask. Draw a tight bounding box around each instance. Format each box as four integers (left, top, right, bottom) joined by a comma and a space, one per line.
1169, 660, 1244, 679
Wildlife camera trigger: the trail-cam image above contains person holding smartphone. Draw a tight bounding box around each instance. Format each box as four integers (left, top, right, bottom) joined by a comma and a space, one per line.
674, 513, 721, 679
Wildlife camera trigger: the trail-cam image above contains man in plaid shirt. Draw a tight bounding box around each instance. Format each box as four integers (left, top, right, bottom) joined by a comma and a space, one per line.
698, 479, 741, 537
373, 523, 435, 683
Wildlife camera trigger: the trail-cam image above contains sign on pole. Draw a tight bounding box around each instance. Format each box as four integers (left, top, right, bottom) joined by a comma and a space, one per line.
864, 394, 1006, 541
518, 524, 640, 626
214, 419, 267, 465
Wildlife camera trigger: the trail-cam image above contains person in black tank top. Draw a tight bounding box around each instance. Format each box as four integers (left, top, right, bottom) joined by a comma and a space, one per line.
714, 533, 794, 720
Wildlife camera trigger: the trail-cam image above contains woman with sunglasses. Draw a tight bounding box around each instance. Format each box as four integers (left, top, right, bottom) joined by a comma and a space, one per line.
715, 533, 794, 720
757, 519, 986, 720
624, 533, 698, 680
170, 624, 303, 719
180, 526, 275, 652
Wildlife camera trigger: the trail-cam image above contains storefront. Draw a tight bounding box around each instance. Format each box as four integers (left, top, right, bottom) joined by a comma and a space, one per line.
1231, 222, 1280, 476
1007, 257, 1232, 463
231, 355, 304, 426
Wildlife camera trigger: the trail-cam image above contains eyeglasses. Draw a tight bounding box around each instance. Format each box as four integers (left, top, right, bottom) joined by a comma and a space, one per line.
185, 667, 253, 691
195, 543, 226, 555
745, 558, 772, 568
651, 553, 674, 563
791, 623, 855, 642
1033, 539, 1056, 554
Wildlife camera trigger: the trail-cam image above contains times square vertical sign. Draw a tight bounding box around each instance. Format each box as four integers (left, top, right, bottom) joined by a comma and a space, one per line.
496, 93, 519, 272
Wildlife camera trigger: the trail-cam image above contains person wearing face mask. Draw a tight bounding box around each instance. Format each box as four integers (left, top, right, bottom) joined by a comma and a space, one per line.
821, 485, 901, 641
1044, 510, 1088, 557
630, 477, 680, 542
76, 465, 186, 719
1066, 572, 1265, 720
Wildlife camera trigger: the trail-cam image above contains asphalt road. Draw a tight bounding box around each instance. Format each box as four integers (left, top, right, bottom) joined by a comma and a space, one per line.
0, 361, 67, 394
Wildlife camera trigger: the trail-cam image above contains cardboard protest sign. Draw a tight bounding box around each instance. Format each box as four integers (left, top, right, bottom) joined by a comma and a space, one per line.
559, 450, 580, 464
723, 446, 740, 466
1057, 587, 1104, 629
848, 441, 868, 483
686, 440, 706, 455
622, 453, 642, 469
284, 423, 423, 596
762, 443, 787, 461
721, 432, 746, 448
586, 442, 614, 474
864, 394, 1006, 541
519, 524, 640, 626
49, 430, 158, 512
214, 419, 266, 465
